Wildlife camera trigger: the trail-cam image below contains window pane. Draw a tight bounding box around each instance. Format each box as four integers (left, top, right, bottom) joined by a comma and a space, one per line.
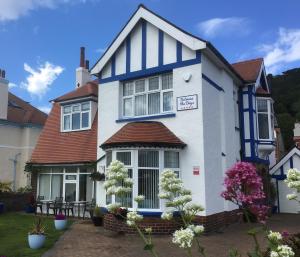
72, 104, 80, 112
162, 74, 173, 90
135, 80, 145, 93
39, 174, 50, 200
63, 115, 71, 130
138, 169, 159, 209
82, 102, 90, 111
72, 113, 80, 130
116, 152, 131, 166
82, 112, 89, 128
258, 113, 269, 139
63, 106, 71, 114
123, 82, 134, 96
51, 174, 63, 200
149, 77, 159, 91
148, 93, 160, 115
106, 151, 112, 167
163, 91, 173, 112
123, 98, 133, 116
79, 174, 93, 201
135, 95, 147, 116
115, 169, 132, 208
65, 167, 77, 173
164, 151, 179, 168
138, 150, 159, 167
257, 99, 268, 112
65, 183, 76, 202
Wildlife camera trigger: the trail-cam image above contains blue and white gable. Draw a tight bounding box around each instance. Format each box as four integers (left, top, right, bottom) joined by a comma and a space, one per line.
91, 5, 206, 82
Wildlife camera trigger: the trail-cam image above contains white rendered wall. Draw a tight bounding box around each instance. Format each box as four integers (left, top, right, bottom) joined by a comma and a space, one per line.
146, 22, 158, 68
130, 23, 142, 72
115, 43, 126, 75
163, 32, 177, 65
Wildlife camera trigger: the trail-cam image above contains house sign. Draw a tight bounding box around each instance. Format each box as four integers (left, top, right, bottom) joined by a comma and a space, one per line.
177, 94, 198, 111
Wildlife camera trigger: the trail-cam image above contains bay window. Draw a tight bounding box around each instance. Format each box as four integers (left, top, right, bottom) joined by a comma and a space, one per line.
62, 101, 91, 132
122, 73, 173, 118
257, 98, 274, 140
105, 149, 180, 211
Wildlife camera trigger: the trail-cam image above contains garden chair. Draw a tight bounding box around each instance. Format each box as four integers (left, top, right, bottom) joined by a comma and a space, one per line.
82, 198, 96, 219
35, 196, 44, 214
60, 201, 75, 217
46, 197, 63, 216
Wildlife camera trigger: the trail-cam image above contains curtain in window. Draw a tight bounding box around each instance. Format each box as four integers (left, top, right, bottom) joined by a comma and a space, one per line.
39, 174, 51, 200
63, 115, 71, 130
116, 152, 131, 165
162, 74, 173, 90
123, 82, 134, 96
72, 113, 80, 130
138, 150, 159, 167
163, 91, 173, 112
135, 95, 147, 116
51, 174, 63, 200
115, 169, 132, 208
123, 98, 133, 116
135, 80, 145, 93
258, 113, 269, 139
149, 77, 159, 91
81, 112, 89, 128
148, 93, 160, 115
164, 151, 179, 168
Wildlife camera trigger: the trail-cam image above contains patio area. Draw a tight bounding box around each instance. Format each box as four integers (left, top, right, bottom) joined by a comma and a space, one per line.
42, 213, 300, 257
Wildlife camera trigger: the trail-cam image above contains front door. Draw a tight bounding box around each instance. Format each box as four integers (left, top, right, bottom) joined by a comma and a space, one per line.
64, 174, 77, 202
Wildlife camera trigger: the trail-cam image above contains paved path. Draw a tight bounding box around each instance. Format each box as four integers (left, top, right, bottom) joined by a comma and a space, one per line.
43, 214, 300, 257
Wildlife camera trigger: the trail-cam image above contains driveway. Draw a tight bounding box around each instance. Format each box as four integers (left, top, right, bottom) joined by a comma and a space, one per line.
43, 214, 300, 257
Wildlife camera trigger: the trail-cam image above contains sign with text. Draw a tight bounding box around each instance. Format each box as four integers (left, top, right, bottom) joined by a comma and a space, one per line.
177, 94, 198, 111
193, 166, 200, 175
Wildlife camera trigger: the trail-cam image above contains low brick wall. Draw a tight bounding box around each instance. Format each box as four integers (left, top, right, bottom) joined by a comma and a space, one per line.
104, 209, 241, 235
0, 192, 32, 212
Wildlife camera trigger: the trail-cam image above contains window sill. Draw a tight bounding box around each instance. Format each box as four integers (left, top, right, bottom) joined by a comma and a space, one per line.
116, 113, 176, 123
61, 127, 91, 132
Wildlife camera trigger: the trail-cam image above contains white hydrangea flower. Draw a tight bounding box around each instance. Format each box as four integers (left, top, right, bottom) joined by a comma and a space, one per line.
268, 231, 282, 242
287, 194, 297, 200
172, 228, 194, 249
134, 195, 145, 203
161, 212, 173, 220
145, 227, 152, 233
107, 203, 121, 213
126, 211, 143, 227
270, 251, 279, 257
276, 245, 295, 257
188, 224, 204, 235
158, 192, 172, 199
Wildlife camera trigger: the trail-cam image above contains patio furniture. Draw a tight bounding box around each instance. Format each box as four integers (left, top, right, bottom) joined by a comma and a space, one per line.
46, 197, 63, 216
60, 201, 75, 217
35, 196, 44, 214
82, 198, 96, 219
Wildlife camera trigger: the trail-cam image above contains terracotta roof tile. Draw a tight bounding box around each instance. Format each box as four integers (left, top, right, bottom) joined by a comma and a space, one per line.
101, 121, 186, 149
256, 86, 270, 96
5, 93, 47, 126
53, 81, 98, 102
231, 58, 263, 82
30, 102, 97, 164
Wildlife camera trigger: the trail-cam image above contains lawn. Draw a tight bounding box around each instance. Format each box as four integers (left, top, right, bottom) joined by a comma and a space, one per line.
0, 212, 73, 257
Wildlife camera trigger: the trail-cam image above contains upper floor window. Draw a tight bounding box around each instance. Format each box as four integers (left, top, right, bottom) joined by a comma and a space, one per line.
62, 101, 91, 132
122, 73, 173, 118
257, 98, 274, 140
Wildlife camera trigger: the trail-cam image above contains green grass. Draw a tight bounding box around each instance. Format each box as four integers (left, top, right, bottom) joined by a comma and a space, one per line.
0, 212, 73, 257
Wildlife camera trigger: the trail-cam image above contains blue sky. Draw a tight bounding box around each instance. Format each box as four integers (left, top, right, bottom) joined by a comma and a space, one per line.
1, 0, 300, 113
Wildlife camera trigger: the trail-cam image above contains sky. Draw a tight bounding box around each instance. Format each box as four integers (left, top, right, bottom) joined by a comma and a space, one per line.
0, 0, 300, 114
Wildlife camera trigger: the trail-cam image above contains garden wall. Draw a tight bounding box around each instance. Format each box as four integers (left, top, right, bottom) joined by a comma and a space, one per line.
0, 192, 32, 212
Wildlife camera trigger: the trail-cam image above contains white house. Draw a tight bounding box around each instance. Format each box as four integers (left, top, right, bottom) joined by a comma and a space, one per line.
90, 4, 275, 225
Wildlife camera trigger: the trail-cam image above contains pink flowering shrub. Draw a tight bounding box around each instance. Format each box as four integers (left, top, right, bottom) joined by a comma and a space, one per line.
221, 161, 269, 223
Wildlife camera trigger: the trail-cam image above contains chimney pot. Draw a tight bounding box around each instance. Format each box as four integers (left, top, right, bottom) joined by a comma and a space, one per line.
85, 60, 89, 70
80, 47, 85, 68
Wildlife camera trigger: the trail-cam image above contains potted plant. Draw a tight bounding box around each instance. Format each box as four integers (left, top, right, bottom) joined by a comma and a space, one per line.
92, 206, 103, 226
90, 172, 105, 181
54, 214, 67, 230
28, 218, 46, 249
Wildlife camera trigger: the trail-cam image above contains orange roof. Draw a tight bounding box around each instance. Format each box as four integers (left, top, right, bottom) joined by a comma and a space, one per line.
231, 58, 263, 83
5, 93, 47, 126
256, 87, 270, 96
53, 81, 98, 102
101, 121, 186, 149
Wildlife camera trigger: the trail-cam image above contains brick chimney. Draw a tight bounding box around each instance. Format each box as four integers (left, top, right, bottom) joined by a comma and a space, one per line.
76, 47, 91, 88
0, 69, 9, 120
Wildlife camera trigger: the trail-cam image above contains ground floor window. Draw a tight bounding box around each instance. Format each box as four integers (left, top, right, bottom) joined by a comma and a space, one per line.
105, 148, 180, 210
37, 166, 95, 202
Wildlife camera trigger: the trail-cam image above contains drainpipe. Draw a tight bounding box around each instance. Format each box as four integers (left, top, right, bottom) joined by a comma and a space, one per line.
9, 153, 21, 191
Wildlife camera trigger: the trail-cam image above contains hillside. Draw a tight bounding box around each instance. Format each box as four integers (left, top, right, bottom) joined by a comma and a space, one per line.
269, 68, 300, 150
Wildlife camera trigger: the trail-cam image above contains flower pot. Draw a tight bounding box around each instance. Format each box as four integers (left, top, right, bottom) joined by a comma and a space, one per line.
54, 219, 67, 230
28, 234, 46, 249
25, 205, 35, 213
92, 216, 103, 226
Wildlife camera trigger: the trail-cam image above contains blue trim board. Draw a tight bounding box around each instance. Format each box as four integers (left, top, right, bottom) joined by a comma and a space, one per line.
239, 88, 246, 159
276, 179, 280, 213
116, 113, 176, 123
158, 29, 164, 66
289, 156, 294, 168
141, 20, 147, 70
202, 74, 224, 92
100, 56, 201, 83
248, 85, 256, 158
126, 35, 131, 73
111, 54, 116, 77
176, 41, 182, 62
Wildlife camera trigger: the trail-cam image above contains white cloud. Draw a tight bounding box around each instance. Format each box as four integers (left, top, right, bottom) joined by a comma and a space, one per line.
197, 17, 250, 38
257, 28, 300, 74
38, 105, 51, 114
21, 62, 64, 98
95, 47, 107, 54
0, 0, 95, 22
8, 82, 18, 89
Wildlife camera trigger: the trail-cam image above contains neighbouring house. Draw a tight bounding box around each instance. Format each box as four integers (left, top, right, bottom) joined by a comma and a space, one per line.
269, 122, 300, 214
28, 48, 98, 202
89, 4, 275, 228
0, 69, 47, 190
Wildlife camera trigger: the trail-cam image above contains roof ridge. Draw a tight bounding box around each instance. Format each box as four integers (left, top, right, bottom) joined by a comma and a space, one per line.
231, 57, 264, 66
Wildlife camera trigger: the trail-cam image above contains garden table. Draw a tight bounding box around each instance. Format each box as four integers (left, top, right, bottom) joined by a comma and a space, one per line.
72, 201, 88, 218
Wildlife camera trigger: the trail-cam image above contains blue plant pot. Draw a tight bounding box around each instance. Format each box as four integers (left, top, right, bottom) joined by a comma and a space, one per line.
54, 219, 67, 230
25, 206, 35, 213
28, 234, 46, 249
0, 202, 4, 214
